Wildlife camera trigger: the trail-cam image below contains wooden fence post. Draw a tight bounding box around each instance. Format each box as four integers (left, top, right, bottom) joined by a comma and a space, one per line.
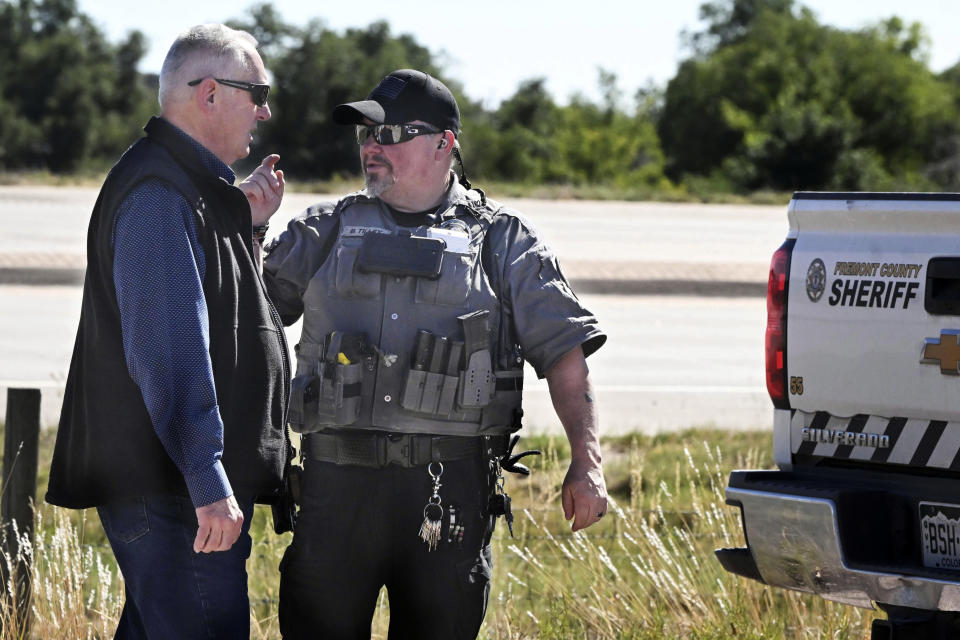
2, 388, 40, 635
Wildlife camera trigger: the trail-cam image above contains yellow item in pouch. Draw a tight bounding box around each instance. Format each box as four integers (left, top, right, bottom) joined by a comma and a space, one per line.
337, 352, 351, 365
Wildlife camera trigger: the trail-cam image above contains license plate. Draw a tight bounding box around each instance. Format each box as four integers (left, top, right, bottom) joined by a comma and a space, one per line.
920, 502, 960, 570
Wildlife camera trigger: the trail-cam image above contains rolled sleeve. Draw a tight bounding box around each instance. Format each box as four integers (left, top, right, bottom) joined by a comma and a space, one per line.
496, 212, 606, 378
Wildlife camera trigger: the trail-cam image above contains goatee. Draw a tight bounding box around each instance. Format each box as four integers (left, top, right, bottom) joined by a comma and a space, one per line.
364, 172, 396, 197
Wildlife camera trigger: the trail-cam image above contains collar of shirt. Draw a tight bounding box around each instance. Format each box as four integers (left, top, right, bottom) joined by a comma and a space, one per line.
384, 203, 441, 228
162, 119, 237, 185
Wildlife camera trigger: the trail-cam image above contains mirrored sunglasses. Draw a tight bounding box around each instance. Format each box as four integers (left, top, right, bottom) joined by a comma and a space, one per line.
356, 123, 440, 145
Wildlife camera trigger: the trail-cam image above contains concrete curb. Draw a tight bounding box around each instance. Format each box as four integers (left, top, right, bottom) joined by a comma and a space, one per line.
570, 278, 765, 297
0, 253, 770, 296
0, 267, 767, 296
0, 268, 84, 286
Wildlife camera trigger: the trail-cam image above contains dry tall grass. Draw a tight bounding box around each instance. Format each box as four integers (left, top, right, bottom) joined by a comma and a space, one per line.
1, 430, 877, 639
0, 509, 122, 639
482, 439, 874, 639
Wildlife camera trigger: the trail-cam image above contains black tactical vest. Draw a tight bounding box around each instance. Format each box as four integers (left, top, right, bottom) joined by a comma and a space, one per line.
46, 117, 289, 509
286, 186, 523, 437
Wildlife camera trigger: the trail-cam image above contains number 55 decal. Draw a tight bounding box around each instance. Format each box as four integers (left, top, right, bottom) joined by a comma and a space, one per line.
790, 376, 804, 395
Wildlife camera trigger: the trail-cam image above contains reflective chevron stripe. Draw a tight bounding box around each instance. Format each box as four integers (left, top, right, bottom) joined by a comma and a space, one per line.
871, 417, 905, 464
792, 411, 960, 470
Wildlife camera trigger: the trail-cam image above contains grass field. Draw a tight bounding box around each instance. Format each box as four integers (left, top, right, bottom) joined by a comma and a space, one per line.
0, 426, 879, 639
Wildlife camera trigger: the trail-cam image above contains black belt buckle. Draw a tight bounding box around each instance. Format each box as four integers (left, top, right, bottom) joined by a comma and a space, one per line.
379, 434, 412, 468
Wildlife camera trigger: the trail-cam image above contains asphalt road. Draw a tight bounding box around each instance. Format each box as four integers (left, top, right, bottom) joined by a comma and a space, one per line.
0, 186, 787, 262
0, 185, 786, 289
0, 186, 785, 433
0, 286, 770, 433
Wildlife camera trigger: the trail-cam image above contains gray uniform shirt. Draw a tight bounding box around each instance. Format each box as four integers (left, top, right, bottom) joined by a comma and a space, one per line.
264, 186, 605, 380
264, 183, 606, 438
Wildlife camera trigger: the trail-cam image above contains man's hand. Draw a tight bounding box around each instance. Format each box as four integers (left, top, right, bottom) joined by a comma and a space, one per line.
194, 495, 244, 553
562, 457, 607, 532
239, 154, 285, 226
546, 345, 608, 531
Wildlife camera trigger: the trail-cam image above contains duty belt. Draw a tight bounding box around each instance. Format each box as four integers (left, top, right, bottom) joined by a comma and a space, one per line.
302, 431, 511, 468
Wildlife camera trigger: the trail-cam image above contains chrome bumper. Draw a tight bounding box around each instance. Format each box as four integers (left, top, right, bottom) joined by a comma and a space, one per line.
728, 486, 960, 611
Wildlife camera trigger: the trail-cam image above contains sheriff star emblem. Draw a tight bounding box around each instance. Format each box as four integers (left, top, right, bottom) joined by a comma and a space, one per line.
921, 330, 960, 374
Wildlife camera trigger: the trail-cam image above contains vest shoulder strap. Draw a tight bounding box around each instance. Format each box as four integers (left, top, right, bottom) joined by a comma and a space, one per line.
301, 193, 371, 268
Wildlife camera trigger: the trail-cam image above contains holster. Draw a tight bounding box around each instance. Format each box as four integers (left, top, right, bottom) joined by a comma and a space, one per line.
271, 463, 302, 534
288, 334, 367, 432
457, 310, 496, 408
458, 349, 495, 408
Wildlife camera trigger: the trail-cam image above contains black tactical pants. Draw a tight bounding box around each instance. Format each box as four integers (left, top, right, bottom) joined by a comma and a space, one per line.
278, 455, 497, 639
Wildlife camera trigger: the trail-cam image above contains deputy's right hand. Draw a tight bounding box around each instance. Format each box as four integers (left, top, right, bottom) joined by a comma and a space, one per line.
194, 494, 244, 553
561, 458, 607, 532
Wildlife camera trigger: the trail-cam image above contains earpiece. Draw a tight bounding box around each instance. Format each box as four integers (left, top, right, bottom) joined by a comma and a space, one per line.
437, 139, 447, 149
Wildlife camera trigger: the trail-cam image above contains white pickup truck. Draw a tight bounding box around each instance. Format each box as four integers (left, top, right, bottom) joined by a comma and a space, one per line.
717, 192, 960, 639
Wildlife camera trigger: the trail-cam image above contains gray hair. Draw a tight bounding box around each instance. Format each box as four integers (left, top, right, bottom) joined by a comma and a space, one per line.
158, 24, 259, 110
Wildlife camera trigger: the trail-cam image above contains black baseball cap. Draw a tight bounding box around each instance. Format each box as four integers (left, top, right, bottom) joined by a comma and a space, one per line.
332, 69, 460, 135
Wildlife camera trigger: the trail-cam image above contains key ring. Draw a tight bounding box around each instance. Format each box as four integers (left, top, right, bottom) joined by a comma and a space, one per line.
423, 502, 443, 520
419, 462, 446, 552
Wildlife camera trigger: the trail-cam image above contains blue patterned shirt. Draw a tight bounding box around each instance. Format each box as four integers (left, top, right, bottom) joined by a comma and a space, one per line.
112, 121, 236, 508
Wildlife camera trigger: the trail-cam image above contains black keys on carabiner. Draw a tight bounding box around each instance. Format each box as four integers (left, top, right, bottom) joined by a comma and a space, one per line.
488, 492, 505, 517
502, 493, 514, 537
488, 492, 514, 537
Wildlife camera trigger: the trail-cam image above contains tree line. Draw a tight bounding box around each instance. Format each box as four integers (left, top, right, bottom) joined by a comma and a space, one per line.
4, 0, 960, 195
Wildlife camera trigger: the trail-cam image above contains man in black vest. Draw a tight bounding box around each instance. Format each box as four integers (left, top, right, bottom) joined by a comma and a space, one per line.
265, 69, 607, 639
46, 24, 287, 640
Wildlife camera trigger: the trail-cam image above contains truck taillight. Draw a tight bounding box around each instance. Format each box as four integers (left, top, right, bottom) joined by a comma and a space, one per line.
765, 239, 794, 409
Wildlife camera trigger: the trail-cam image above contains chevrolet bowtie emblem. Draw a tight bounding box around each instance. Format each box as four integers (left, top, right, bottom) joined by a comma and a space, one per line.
921, 330, 960, 374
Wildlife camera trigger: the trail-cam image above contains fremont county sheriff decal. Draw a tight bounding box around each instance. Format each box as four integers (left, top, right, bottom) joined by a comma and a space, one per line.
827, 261, 923, 309
806, 258, 826, 302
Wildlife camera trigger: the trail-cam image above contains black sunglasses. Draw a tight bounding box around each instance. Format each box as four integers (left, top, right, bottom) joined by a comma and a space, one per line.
355, 123, 440, 145
187, 77, 270, 107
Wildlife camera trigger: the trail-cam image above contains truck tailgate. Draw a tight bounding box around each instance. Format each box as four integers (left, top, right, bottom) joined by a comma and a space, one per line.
787, 196, 960, 422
